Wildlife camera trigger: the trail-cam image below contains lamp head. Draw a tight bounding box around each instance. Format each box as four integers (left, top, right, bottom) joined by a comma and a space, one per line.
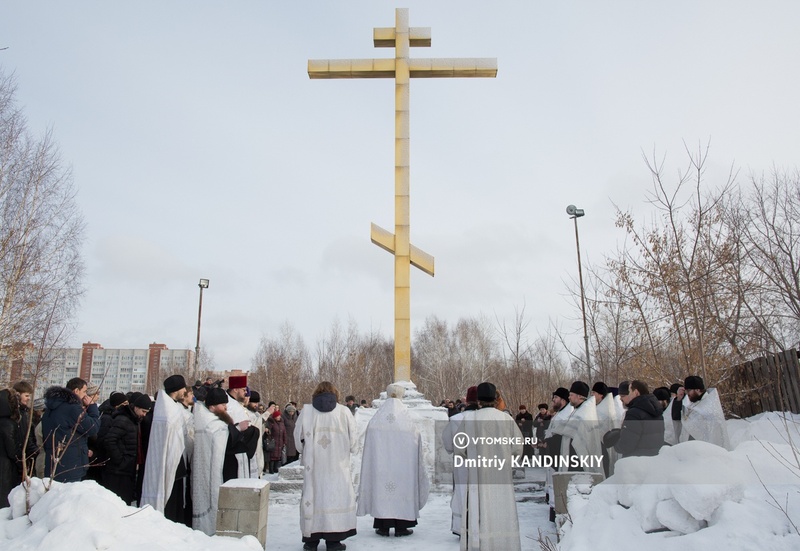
199, 278, 210, 289
566, 205, 585, 217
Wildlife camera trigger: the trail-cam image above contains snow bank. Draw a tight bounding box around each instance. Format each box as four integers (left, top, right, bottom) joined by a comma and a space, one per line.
560, 413, 800, 550
1, 479, 262, 551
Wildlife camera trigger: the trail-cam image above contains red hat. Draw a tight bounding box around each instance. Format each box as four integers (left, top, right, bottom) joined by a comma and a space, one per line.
271, 409, 282, 419
465, 386, 478, 403
228, 375, 247, 389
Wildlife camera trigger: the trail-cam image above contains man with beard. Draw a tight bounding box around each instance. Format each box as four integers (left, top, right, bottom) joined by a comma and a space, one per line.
192, 388, 260, 535
542, 387, 572, 520
141, 374, 193, 525
102, 394, 152, 504
677, 376, 729, 449
225, 375, 252, 478
556, 381, 603, 476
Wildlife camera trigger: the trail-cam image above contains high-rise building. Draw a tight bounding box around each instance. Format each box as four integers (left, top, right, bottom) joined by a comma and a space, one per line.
6, 342, 195, 397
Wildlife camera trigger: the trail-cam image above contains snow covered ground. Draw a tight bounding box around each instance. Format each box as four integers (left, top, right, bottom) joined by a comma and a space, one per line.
2, 412, 799, 550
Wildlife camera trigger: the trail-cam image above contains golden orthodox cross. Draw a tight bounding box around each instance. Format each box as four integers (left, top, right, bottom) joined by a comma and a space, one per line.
309, 8, 497, 383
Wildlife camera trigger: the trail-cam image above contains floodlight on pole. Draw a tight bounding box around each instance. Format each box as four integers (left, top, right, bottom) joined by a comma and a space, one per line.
566, 205, 591, 381
195, 278, 209, 375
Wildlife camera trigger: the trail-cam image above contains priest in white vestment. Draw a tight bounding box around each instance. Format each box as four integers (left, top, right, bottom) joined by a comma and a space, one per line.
679, 375, 730, 449
456, 382, 523, 551
557, 381, 603, 476
543, 387, 573, 521
441, 385, 479, 536
246, 390, 265, 477
141, 374, 193, 526
591, 381, 622, 476
294, 381, 358, 551
357, 383, 430, 537
225, 374, 251, 478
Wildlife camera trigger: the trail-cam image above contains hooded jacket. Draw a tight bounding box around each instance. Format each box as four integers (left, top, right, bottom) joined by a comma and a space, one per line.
614, 393, 665, 457
41, 386, 100, 482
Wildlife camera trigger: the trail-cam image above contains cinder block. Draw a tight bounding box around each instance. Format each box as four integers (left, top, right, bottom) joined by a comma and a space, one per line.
216, 508, 240, 532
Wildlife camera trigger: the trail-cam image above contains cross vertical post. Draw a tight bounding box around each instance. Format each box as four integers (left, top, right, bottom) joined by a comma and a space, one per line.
309, 8, 497, 383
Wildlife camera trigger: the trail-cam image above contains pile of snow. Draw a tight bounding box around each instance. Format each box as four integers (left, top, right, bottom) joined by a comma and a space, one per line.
560, 413, 800, 550
1, 478, 261, 551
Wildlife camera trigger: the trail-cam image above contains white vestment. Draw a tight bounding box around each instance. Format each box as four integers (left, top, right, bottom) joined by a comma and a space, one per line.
141, 390, 188, 512
294, 402, 358, 538
226, 394, 250, 478
247, 408, 265, 477
191, 402, 228, 535
663, 397, 679, 445
442, 408, 475, 535
681, 388, 729, 449
593, 393, 621, 475
557, 398, 603, 475
357, 397, 430, 521
457, 407, 523, 551
544, 403, 574, 500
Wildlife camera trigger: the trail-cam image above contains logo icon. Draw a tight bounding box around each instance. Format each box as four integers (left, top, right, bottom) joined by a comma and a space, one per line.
453, 432, 470, 450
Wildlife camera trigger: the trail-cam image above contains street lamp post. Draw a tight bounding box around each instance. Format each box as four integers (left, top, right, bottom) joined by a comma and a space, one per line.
566, 205, 591, 381
195, 278, 209, 376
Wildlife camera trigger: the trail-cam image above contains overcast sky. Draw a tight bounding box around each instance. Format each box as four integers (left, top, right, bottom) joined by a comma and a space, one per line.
2, 2, 799, 372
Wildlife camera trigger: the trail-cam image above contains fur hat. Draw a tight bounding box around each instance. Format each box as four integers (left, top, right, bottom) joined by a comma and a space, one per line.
537, 403, 549, 410
476, 382, 497, 402
653, 387, 671, 402
569, 381, 590, 398
205, 388, 228, 407
386, 383, 406, 399
86, 384, 100, 397
465, 386, 478, 403
133, 394, 153, 411
285, 404, 296, 413
684, 376, 705, 390
228, 375, 247, 389
519, 405, 527, 410
552, 387, 570, 401
592, 382, 609, 396
669, 383, 683, 395
164, 374, 186, 394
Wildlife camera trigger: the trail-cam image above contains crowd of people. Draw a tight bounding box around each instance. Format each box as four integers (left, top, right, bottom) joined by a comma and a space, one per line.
0, 372, 730, 550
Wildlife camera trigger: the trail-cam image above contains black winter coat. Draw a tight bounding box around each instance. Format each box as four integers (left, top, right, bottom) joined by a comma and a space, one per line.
41, 386, 100, 482
103, 406, 141, 477
0, 389, 21, 508
614, 394, 665, 457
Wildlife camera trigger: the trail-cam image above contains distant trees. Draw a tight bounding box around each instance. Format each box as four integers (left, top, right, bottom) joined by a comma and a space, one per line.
0, 69, 85, 385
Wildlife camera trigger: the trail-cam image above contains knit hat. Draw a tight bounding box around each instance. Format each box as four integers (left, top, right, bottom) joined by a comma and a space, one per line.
110, 392, 128, 408
476, 382, 497, 402
592, 382, 609, 396
618, 381, 630, 396
228, 375, 247, 389
164, 374, 186, 394
271, 409, 282, 419
669, 383, 683, 395
519, 405, 527, 410
285, 404, 296, 413
569, 381, 590, 398
552, 387, 570, 401
684, 376, 705, 390
205, 388, 228, 407
249, 390, 261, 404
465, 386, 478, 403
133, 394, 153, 411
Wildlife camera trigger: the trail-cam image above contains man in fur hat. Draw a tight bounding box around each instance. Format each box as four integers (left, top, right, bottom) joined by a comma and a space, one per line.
676, 376, 729, 449
358, 383, 430, 537
192, 388, 260, 535
141, 374, 193, 525
456, 382, 523, 550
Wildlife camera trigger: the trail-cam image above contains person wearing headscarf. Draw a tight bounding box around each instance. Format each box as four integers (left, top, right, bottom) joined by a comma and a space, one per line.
282, 403, 300, 464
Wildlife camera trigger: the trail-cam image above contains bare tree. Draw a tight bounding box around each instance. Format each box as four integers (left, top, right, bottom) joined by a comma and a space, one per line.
0, 70, 85, 379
